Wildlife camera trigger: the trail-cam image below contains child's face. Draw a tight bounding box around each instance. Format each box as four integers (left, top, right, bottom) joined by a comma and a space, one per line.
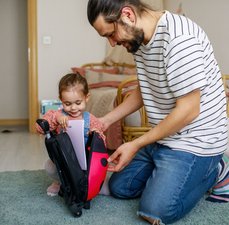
60, 86, 90, 118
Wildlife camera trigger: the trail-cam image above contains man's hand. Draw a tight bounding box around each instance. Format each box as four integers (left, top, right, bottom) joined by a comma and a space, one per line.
107, 141, 139, 172
98, 116, 111, 131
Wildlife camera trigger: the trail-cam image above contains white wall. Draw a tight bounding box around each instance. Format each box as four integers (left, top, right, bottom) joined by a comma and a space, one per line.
143, 0, 164, 9
1, 0, 228, 119
0, 0, 28, 119
164, 0, 229, 75
0, 0, 105, 120
37, 0, 106, 101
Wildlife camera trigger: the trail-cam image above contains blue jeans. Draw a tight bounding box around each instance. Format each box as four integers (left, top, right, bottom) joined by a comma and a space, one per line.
109, 143, 222, 224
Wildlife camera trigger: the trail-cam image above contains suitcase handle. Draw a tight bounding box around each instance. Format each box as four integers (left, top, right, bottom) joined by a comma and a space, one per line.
36, 119, 51, 138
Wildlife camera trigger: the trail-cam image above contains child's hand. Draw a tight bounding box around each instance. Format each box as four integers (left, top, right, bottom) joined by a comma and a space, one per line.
57, 115, 68, 130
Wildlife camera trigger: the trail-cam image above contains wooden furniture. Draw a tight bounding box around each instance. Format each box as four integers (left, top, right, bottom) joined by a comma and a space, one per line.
117, 76, 151, 142
82, 62, 136, 71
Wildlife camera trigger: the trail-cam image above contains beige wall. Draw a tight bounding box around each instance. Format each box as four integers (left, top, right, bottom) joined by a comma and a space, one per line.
164, 0, 229, 75
37, 0, 164, 101
0, 0, 28, 119
0, 0, 105, 120
37, 0, 106, 101
1, 0, 228, 120
143, 0, 164, 9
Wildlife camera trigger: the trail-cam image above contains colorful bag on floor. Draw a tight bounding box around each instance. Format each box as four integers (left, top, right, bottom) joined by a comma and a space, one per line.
206, 154, 229, 203
36, 115, 108, 217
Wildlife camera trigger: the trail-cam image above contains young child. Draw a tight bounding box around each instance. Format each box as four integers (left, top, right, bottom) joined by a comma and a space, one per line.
36, 72, 109, 196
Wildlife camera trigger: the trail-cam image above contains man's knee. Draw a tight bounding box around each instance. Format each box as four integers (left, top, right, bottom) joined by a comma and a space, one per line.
109, 173, 142, 199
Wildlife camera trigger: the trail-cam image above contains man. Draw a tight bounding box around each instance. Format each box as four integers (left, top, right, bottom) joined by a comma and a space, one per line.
87, 0, 228, 224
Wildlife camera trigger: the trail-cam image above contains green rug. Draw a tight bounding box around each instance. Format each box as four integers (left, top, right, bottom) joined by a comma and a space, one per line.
0, 170, 228, 225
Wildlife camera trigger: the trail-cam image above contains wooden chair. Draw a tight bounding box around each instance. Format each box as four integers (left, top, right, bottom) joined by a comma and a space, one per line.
117, 76, 151, 142
116, 74, 229, 142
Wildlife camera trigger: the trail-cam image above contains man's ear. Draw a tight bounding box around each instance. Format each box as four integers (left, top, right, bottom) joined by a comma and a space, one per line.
120, 6, 136, 24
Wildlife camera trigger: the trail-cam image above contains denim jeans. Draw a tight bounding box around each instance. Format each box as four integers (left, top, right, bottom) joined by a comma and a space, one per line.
109, 143, 222, 224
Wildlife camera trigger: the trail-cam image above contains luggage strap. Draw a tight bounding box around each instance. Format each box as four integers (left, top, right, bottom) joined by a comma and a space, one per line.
83, 111, 90, 144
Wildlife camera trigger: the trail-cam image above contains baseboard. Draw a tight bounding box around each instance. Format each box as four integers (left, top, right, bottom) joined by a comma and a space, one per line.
0, 119, 28, 126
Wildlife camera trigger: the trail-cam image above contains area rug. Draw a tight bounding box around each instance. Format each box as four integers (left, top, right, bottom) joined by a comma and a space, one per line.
0, 170, 228, 225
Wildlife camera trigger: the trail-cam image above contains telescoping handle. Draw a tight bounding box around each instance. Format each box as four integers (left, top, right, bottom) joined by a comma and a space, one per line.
36, 119, 51, 139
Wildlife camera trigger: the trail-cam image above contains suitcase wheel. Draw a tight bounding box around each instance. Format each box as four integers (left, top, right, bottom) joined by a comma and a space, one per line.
74, 210, 82, 217
69, 204, 82, 217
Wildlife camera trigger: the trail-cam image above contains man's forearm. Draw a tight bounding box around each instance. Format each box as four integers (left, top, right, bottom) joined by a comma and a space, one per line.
132, 90, 201, 149
103, 86, 143, 127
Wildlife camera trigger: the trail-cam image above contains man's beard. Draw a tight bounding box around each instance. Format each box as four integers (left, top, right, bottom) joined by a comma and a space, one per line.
118, 20, 144, 53
127, 33, 144, 53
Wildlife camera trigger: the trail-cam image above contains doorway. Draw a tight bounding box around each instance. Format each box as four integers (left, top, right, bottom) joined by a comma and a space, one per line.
0, 0, 38, 132
28, 0, 38, 133
0, 0, 30, 127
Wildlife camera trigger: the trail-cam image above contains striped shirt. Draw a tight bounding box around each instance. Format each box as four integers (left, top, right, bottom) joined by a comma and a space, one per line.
134, 11, 228, 156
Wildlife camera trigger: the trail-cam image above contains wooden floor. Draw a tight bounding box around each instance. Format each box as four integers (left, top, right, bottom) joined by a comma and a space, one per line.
0, 125, 48, 172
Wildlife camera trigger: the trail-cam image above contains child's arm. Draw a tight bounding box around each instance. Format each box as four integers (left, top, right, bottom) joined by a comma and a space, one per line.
35, 110, 63, 134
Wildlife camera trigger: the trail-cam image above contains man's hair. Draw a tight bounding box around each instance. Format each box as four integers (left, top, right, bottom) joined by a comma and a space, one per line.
87, 0, 151, 25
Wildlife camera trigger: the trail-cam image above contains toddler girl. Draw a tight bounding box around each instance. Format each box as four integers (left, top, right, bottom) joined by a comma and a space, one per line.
36, 72, 109, 196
